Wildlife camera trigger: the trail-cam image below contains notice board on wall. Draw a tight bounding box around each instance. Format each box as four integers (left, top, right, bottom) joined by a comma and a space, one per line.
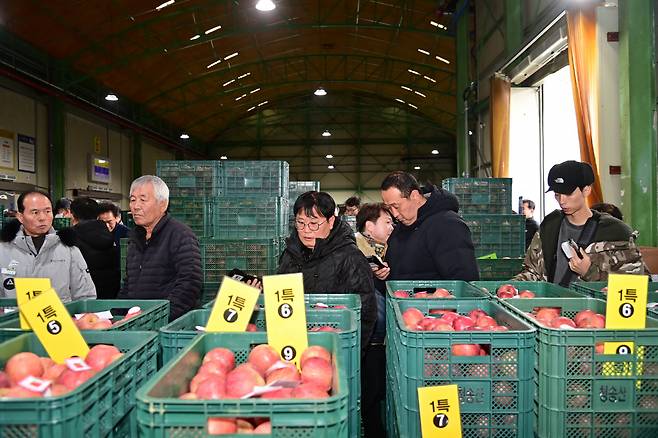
0, 129, 15, 170
17, 134, 36, 173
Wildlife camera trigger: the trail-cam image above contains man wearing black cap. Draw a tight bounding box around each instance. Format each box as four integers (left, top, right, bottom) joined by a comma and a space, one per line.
514, 160, 645, 285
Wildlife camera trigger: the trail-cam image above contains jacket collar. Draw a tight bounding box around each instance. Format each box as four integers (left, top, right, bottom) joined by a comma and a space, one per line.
134, 214, 170, 245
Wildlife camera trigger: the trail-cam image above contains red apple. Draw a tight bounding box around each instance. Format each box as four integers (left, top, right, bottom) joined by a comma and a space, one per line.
595, 342, 605, 354
236, 419, 254, 434
254, 421, 272, 434
76, 313, 99, 330
413, 292, 428, 298
392, 290, 409, 298
535, 307, 561, 324
476, 315, 498, 328
195, 375, 227, 400
436, 311, 460, 324
316, 326, 339, 332
468, 309, 488, 320
56, 368, 96, 390
300, 346, 331, 366
5, 352, 44, 384
207, 418, 237, 435
452, 316, 475, 331
291, 383, 329, 399
490, 325, 509, 331
246, 323, 258, 332
428, 320, 454, 331
248, 344, 280, 376
432, 288, 453, 298
265, 364, 300, 385
574, 309, 596, 326
579, 313, 605, 329
496, 284, 518, 298
179, 392, 197, 400
42, 364, 67, 382
518, 290, 535, 298
261, 387, 293, 399
301, 358, 333, 392
451, 344, 481, 356
39, 357, 55, 370
402, 308, 424, 329
418, 317, 438, 331
225, 364, 264, 398
203, 348, 235, 372
92, 319, 113, 330
198, 361, 229, 377
4, 386, 43, 398
0, 371, 10, 388
549, 316, 577, 329
49, 383, 70, 397
85, 344, 122, 372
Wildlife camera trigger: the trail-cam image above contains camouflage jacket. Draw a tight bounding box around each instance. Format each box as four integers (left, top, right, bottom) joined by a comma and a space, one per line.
514, 210, 645, 283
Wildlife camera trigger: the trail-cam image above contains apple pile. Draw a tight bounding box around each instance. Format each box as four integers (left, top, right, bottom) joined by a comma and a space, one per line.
75, 308, 142, 330
527, 307, 606, 329
496, 284, 535, 299
392, 288, 455, 299
0, 344, 123, 398
207, 417, 271, 435
178, 344, 335, 401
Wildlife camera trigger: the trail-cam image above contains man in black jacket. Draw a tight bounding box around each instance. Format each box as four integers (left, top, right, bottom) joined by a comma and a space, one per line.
70, 197, 118, 298
379, 171, 479, 281
118, 176, 202, 321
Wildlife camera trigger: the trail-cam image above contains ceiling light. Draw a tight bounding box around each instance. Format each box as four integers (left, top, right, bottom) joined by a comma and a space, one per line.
414, 166, 421, 170
156, 0, 175, 11
407, 69, 420, 76
235, 94, 247, 101
257, 101, 268, 106
401, 85, 412, 91
435, 55, 450, 64
223, 79, 235, 87
238, 72, 251, 79
220, 155, 228, 160
469, 130, 473, 135
423, 75, 437, 83
322, 130, 331, 137
250, 88, 261, 94
395, 98, 405, 104
256, 0, 276, 11
247, 106, 256, 111
325, 154, 333, 159
430, 20, 447, 30
431, 149, 439, 155
207, 59, 222, 69
104, 94, 118, 101
224, 52, 238, 60
418, 48, 430, 55
328, 165, 335, 170
408, 103, 418, 109
189, 34, 200, 41
414, 91, 426, 98
180, 133, 190, 139
204, 25, 222, 35
314, 87, 327, 96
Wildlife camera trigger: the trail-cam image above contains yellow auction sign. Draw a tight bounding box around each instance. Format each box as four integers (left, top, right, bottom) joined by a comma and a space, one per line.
417, 384, 462, 437
206, 277, 260, 332
15, 278, 52, 329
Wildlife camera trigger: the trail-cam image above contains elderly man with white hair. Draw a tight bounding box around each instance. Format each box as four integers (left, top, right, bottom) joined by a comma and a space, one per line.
118, 175, 202, 321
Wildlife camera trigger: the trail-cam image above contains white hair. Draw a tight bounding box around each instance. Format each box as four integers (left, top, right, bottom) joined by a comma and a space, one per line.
130, 175, 169, 203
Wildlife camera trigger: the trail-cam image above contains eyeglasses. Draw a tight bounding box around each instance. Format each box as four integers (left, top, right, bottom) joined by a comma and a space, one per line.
295, 219, 327, 232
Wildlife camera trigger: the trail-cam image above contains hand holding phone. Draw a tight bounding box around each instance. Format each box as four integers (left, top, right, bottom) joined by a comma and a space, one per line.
367, 255, 387, 270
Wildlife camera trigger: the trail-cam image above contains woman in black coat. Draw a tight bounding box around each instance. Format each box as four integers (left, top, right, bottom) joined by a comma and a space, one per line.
278, 191, 378, 352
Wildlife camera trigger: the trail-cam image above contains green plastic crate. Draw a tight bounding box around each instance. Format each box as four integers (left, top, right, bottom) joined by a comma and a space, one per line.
211, 196, 289, 239
0, 299, 18, 324
477, 258, 525, 280
52, 217, 71, 230
572, 282, 658, 317
463, 214, 526, 258
385, 280, 489, 300
160, 308, 360, 436
0, 331, 159, 437
442, 177, 513, 214
199, 281, 222, 305
120, 211, 134, 229
387, 299, 536, 438
167, 196, 213, 237
156, 160, 222, 197
498, 297, 658, 438
220, 160, 289, 197
200, 238, 282, 282
136, 332, 348, 437
473, 281, 586, 299
0, 299, 169, 343
289, 181, 320, 204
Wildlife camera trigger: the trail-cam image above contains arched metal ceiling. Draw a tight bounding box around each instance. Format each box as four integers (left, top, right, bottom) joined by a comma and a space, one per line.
0, 0, 457, 148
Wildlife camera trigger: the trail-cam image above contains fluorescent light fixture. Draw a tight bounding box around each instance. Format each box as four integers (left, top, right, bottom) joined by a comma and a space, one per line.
189, 34, 200, 41
180, 133, 190, 139
430, 20, 447, 30
407, 69, 420, 75
423, 75, 437, 83
325, 154, 333, 159
204, 25, 222, 34
395, 98, 405, 104
401, 85, 412, 91
235, 93, 247, 101
206, 59, 222, 69
257, 101, 268, 106
414, 91, 426, 98
220, 155, 228, 160
238, 72, 251, 79
256, 0, 276, 11
224, 51, 238, 60
414, 165, 421, 170
435, 55, 450, 64
417, 48, 430, 55
431, 149, 439, 155
104, 94, 118, 101
322, 130, 331, 137
223, 79, 235, 87
156, 0, 175, 11
247, 106, 256, 111
408, 103, 418, 109
327, 165, 335, 170
250, 88, 261, 94
314, 87, 327, 96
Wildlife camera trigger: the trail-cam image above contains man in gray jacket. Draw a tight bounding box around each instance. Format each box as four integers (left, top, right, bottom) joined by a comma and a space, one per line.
0, 191, 96, 302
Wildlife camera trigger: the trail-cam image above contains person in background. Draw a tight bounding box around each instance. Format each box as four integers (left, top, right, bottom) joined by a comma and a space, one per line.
522, 199, 539, 250
54, 197, 73, 218
277, 191, 378, 354
0, 191, 96, 301
344, 196, 361, 216
118, 176, 202, 321
515, 160, 644, 285
354, 203, 394, 437
98, 202, 130, 246
380, 171, 479, 281
71, 197, 118, 299
591, 202, 623, 221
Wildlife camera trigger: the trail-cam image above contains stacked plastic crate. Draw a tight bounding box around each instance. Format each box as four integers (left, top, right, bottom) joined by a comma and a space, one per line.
288, 181, 320, 232
442, 178, 525, 280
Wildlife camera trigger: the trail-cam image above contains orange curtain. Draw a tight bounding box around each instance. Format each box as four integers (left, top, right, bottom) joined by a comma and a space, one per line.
490, 74, 511, 178
567, 7, 603, 205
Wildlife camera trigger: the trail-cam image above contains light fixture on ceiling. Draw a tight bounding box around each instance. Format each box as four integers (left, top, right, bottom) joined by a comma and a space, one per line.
435, 55, 450, 64
401, 85, 412, 91
431, 149, 439, 155
395, 98, 405, 104
325, 154, 333, 159
414, 91, 426, 98
223, 79, 235, 87
408, 103, 418, 109
414, 166, 421, 170
423, 75, 437, 83
220, 155, 228, 160
207, 59, 222, 69
256, 0, 276, 11
250, 88, 261, 94
407, 69, 420, 76
314, 87, 327, 96
430, 20, 447, 30
468, 130, 473, 135
327, 165, 335, 170
180, 133, 190, 139
156, 0, 175, 11
417, 48, 430, 55
204, 25, 222, 35
235, 94, 247, 101
224, 52, 238, 60
105, 94, 118, 101
247, 106, 256, 111
258, 101, 268, 106
238, 72, 251, 79
189, 34, 200, 41
322, 130, 331, 137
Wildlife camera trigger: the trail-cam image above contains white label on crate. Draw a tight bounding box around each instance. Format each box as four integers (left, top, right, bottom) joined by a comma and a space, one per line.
65, 357, 92, 372
18, 376, 51, 393
195, 325, 207, 332
240, 381, 300, 399
74, 311, 114, 320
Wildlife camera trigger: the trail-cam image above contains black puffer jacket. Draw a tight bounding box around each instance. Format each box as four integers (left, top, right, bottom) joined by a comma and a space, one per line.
386, 187, 479, 281
72, 220, 118, 299
278, 218, 378, 352
118, 214, 202, 321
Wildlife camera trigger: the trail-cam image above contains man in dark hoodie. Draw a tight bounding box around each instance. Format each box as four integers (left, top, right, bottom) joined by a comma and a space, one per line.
379, 171, 479, 281
71, 197, 119, 298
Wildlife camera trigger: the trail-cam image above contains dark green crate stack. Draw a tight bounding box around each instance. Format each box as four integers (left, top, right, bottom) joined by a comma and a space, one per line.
443, 178, 525, 280
52, 217, 71, 230
288, 181, 320, 233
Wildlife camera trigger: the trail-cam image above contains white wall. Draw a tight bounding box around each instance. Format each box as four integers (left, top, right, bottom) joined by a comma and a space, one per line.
142, 139, 175, 176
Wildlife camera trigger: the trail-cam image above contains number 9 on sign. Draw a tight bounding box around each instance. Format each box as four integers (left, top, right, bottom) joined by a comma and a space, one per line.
433, 413, 449, 428
281, 345, 296, 361
278, 303, 293, 318
616, 344, 632, 355
619, 303, 634, 318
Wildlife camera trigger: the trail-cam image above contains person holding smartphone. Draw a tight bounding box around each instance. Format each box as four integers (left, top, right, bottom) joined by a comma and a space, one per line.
515, 160, 645, 285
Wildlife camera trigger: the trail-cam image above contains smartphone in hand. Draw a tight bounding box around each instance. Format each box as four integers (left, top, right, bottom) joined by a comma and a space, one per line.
367, 255, 387, 270
227, 268, 261, 284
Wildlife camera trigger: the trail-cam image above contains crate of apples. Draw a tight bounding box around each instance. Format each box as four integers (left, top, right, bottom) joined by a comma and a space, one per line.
392, 288, 455, 299
74, 307, 142, 330
526, 307, 606, 329
496, 284, 536, 299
